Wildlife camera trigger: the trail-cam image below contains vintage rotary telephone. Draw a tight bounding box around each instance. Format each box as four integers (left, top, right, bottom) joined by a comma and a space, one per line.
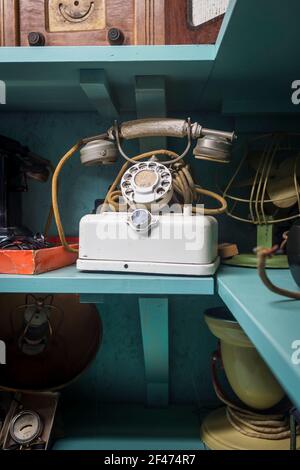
0, 135, 52, 249
52, 118, 236, 275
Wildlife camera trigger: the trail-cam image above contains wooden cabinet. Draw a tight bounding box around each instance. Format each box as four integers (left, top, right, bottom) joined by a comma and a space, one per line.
18, 0, 135, 46
0, 0, 225, 47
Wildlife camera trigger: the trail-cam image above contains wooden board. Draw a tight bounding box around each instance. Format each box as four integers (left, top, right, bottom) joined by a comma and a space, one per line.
0, 0, 20, 46
135, 0, 165, 45
12, 0, 225, 46
165, 0, 224, 45
19, 0, 135, 46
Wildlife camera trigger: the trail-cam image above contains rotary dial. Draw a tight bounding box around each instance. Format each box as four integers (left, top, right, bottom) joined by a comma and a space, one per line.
121, 161, 173, 209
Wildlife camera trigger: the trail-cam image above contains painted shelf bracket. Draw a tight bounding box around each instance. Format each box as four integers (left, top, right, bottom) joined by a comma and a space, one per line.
80, 69, 119, 118
139, 297, 169, 407
135, 76, 167, 152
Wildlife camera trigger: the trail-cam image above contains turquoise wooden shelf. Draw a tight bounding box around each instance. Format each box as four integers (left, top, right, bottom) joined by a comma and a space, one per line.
0, 266, 214, 295
2, 265, 300, 410
217, 266, 300, 411
2, 264, 300, 411
202, 0, 300, 116
0, 267, 215, 408
0, 0, 299, 115
0, 45, 215, 113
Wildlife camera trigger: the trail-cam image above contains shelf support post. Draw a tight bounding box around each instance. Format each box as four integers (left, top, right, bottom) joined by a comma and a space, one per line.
80, 69, 118, 118
138, 297, 169, 407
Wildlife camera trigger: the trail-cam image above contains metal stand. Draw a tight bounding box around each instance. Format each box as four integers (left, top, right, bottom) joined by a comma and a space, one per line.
139, 297, 169, 407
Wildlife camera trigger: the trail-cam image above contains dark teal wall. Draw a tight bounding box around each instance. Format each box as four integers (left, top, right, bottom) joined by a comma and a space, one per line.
64, 296, 223, 409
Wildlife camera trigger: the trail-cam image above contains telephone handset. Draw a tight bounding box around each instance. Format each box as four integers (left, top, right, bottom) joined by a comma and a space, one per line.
52, 117, 236, 253
109, 118, 235, 165
79, 118, 235, 166
113, 118, 235, 141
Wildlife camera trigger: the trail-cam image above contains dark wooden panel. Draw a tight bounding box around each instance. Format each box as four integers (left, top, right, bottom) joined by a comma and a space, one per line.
1, 0, 224, 47
0, 0, 20, 46
165, 0, 224, 45
19, 0, 135, 46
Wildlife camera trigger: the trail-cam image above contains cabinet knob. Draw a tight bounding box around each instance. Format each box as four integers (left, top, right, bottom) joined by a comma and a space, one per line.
108, 28, 125, 46
28, 32, 46, 47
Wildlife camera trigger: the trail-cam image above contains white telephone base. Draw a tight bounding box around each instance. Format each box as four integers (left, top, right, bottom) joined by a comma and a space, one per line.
77, 257, 220, 276
77, 211, 219, 277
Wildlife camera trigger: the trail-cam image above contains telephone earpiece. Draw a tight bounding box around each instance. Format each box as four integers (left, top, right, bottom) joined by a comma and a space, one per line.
80, 139, 117, 166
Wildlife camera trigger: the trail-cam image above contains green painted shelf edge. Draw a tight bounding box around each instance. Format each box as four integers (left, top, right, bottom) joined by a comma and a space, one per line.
0, 265, 215, 295
0, 44, 216, 64
1, 0, 300, 115
217, 266, 300, 411
0, 45, 216, 112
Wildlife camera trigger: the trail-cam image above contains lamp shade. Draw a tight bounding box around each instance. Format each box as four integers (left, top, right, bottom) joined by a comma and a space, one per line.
205, 307, 284, 410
